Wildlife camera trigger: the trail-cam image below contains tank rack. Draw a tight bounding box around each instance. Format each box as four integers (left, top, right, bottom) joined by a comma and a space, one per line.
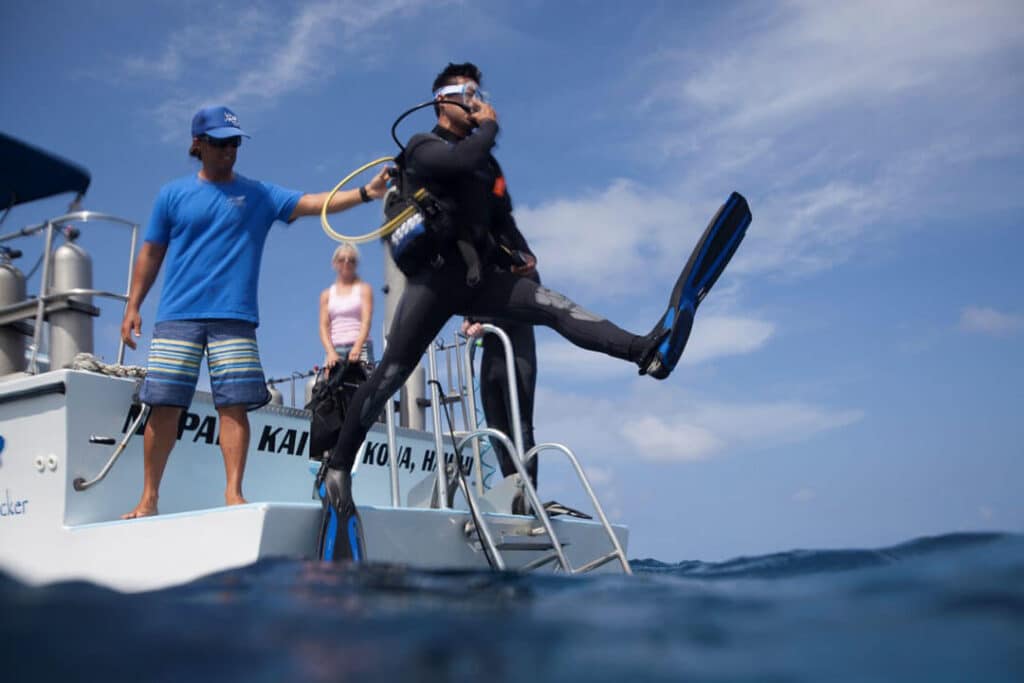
0, 211, 139, 376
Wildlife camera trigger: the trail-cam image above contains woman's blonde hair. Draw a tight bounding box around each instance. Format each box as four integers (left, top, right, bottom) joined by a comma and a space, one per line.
332, 242, 360, 264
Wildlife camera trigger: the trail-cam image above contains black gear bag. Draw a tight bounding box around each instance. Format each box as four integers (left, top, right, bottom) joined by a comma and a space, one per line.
305, 360, 370, 461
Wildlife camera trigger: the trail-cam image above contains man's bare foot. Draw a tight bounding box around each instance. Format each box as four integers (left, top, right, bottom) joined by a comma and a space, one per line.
225, 493, 248, 506
121, 498, 158, 519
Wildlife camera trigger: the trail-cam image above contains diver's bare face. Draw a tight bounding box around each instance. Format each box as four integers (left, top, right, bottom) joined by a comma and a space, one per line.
437, 76, 479, 136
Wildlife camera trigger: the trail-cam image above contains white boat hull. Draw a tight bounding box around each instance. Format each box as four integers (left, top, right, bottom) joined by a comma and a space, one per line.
0, 370, 628, 592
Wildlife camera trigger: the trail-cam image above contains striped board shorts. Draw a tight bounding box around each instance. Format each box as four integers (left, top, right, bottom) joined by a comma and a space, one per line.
139, 319, 271, 410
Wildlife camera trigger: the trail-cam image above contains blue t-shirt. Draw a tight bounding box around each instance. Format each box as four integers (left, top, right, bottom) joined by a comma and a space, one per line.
144, 174, 302, 325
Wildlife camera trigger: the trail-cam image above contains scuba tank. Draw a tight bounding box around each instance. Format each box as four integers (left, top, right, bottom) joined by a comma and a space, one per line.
0, 247, 27, 375
49, 236, 95, 369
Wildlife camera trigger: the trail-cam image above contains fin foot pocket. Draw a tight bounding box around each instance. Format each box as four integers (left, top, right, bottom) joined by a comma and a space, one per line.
316, 467, 365, 562
637, 327, 671, 377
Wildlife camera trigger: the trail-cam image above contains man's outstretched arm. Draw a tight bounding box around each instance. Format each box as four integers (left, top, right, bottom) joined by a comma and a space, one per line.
290, 168, 390, 220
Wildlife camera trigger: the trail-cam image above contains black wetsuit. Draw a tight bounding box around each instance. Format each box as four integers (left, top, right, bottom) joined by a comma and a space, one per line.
326, 121, 655, 473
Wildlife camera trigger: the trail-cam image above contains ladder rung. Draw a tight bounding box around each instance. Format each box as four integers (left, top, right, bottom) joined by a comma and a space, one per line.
415, 394, 464, 408
518, 552, 561, 572
467, 522, 552, 540
572, 551, 621, 575
496, 526, 549, 538
496, 541, 556, 552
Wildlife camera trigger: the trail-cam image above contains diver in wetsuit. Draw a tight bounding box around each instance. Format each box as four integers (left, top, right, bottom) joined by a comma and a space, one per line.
316, 62, 751, 560
316, 63, 664, 559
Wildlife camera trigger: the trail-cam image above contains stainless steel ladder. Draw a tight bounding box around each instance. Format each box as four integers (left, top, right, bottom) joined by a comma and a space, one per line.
425, 324, 632, 575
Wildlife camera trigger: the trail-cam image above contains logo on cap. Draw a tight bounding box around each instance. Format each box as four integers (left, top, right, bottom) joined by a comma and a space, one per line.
191, 105, 249, 139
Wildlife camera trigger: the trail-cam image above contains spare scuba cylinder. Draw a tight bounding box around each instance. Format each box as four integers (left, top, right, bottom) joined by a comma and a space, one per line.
0, 247, 26, 375
49, 236, 94, 369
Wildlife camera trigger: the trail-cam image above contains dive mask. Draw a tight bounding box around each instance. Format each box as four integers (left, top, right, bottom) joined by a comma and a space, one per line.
433, 82, 488, 107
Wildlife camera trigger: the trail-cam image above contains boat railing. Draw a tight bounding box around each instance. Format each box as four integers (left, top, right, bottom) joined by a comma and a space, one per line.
460, 324, 523, 495
0, 210, 140, 373
426, 340, 451, 507
422, 329, 497, 508
265, 369, 316, 408
379, 316, 402, 506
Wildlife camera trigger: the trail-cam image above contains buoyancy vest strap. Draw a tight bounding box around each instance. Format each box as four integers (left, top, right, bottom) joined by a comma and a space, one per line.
455, 238, 482, 287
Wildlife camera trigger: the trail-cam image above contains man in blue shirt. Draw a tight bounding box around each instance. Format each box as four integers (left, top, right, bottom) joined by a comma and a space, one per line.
119, 105, 387, 519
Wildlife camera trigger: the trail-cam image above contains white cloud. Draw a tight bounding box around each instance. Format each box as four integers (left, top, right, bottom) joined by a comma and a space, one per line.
733, 181, 889, 277
689, 400, 863, 449
682, 316, 775, 365
515, 171, 890, 305
602, 0, 1024, 282
584, 465, 614, 487
218, 0, 422, 105
517, 176, 860, 303
516, 179, 706, 297
122, 6, 273, 82
672, 0, 1023, 134
620, 417, 723, 462
534, 383, 863, 465
121, 0, 443, 140
534, 341, 635, 382
959, 306, 1024, 337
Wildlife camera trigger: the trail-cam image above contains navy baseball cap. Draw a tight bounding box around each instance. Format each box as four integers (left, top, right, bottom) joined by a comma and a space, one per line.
191, 106, 250, 139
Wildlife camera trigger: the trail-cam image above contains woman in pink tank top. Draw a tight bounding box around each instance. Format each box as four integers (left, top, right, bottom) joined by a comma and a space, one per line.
319, 243, 374, 369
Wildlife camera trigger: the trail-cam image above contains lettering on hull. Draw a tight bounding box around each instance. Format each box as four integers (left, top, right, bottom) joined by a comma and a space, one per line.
121, 406, 466, 474
0, 489, 28, 518
360, 441, 470, 473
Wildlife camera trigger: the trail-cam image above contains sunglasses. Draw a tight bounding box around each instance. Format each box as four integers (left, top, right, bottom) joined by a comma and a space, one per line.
202, 135, 242, 148
336, 256, 357, 264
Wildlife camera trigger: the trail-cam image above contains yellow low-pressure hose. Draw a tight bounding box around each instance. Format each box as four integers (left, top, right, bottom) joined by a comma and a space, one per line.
319, 156, 397, 243
322, 98, 477, 244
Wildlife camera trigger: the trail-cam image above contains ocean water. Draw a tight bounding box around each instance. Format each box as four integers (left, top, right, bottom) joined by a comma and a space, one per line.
2, 532, 1022, 682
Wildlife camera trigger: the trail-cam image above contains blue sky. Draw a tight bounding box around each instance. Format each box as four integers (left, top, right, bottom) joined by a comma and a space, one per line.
2, 0, 1022, 560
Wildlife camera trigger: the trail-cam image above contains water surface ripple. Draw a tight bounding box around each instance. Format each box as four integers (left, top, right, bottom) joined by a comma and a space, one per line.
3, 532, 1021, 682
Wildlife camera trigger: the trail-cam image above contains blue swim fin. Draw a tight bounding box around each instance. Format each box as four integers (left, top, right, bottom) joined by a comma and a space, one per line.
641, 192, 752, 380
315, 464, 365, 562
